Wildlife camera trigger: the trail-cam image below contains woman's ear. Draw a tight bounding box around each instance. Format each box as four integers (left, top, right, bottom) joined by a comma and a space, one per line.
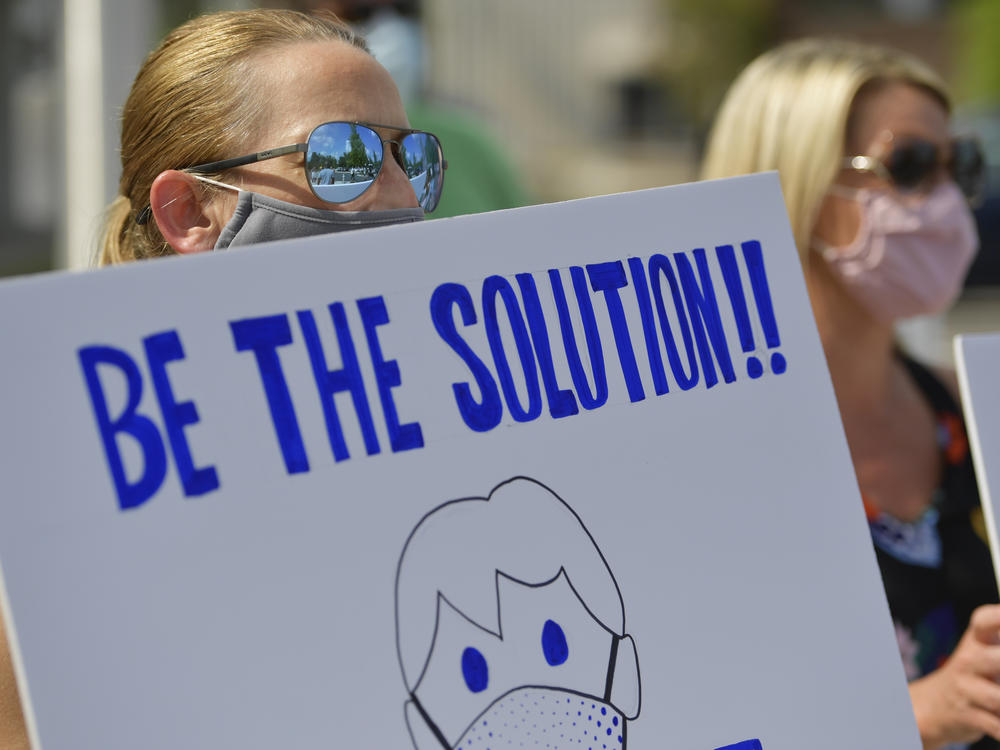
149, 170, 231, 254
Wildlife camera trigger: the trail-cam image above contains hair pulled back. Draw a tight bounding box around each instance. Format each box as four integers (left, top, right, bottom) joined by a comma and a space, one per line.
97, 9, 368, 266
700, 38, 948, 261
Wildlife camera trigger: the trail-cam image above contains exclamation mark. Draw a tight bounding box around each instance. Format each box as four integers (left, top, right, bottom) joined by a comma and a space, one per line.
741, 240, 786, 375
716, 244, 763, 378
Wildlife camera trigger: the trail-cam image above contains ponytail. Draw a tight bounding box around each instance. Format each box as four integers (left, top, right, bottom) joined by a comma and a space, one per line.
96, 195, 134, 266
96, 195, 173, 266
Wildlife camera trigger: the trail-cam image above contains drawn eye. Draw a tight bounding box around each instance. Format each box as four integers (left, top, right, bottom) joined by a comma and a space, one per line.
461, 647, 489, 692
541, 619, 569, 666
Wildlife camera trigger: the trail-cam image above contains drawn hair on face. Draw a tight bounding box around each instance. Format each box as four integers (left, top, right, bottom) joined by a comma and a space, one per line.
394, 476, 626, 693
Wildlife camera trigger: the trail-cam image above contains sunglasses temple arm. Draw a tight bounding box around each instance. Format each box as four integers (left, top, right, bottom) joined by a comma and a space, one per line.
135, 143, 309, 225
186, 143, 307, 174
843, 155, 891, 181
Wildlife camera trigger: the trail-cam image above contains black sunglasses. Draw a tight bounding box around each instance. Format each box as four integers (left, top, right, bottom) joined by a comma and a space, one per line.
844, 136, 985, 202
136, 120, 446, 224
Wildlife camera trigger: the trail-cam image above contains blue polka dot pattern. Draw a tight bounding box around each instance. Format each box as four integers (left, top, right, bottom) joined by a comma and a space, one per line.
454, 689, 625, 749
541, 619, 569, 666
461, 647, 489, 693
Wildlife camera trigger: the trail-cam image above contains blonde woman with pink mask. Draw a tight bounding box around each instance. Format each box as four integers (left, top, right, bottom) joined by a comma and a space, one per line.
703, 38, 997, 750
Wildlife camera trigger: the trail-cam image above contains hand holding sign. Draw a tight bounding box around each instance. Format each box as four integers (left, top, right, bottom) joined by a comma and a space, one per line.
909, 604, 1000, 749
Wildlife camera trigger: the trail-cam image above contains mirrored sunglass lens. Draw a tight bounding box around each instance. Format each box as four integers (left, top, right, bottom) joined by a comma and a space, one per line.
306, 123, 384, 204
400, 132, 443, 212
887, 141, 938, 189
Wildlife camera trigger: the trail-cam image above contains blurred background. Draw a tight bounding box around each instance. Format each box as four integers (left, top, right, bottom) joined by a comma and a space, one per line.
1, 0, 997, 360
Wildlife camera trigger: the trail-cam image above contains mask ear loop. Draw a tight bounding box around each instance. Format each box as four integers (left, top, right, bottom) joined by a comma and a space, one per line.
603, 634, 619, 703
135, 174, 241, 225
809, 183, 868, 264
190, 174, 241, 194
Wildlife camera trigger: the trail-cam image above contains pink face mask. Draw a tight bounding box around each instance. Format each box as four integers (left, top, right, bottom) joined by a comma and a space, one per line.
816, 180, 979, 322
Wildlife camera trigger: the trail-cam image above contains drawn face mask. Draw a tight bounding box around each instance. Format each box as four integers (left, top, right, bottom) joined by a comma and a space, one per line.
448, 686, 627, 749
815, 180, 978, 322
408, 631, 639, 750
200, 178, 425, 250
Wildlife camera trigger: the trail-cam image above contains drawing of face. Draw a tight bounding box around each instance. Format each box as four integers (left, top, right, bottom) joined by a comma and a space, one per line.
413, 572, 639, 749
395, 478, 640, 750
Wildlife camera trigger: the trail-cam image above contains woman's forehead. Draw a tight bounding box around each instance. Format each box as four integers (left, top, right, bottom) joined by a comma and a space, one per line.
848, 80, 949, 152
251, 40, 408, 139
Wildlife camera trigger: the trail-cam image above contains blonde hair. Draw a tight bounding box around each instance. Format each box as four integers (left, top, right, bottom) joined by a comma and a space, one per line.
700, 38, 949, 261
97, 9, 368, 266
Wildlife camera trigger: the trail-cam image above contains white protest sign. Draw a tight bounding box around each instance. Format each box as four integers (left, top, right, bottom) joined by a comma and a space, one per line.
956, 333, 1000, 589
0, 174, 919, 749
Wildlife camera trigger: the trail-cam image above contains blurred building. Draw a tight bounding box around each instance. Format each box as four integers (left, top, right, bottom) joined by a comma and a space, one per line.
0, 0, 243, 277
1, 0, 691, 276
2, 0, 63, 277
423, 0, 693, 203
1, 0, 997, 304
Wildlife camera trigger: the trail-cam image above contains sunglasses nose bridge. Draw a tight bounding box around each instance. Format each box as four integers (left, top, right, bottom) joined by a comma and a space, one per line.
382, 138, 405, 169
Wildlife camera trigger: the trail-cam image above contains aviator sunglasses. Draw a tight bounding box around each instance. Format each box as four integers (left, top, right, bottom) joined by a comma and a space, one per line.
136, 121, 446, 224
844, 135, 985, 202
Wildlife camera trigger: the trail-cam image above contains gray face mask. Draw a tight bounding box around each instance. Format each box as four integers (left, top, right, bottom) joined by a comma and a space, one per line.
213, 188, 425, 250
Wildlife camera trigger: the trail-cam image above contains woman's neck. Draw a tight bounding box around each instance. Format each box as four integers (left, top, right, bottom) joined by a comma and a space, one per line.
806, 256, 899, 416
806, 253, 945, 522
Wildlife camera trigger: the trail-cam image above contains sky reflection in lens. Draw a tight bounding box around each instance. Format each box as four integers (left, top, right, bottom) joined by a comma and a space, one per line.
305, 122, 443, 210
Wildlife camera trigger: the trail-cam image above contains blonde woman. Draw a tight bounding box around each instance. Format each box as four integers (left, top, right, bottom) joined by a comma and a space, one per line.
98, 7, 445, 266
703, 38, 998, 750
0, 9, 446, 746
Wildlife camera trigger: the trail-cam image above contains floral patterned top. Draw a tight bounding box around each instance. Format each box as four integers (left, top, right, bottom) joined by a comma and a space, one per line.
863, 357, 999, 750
